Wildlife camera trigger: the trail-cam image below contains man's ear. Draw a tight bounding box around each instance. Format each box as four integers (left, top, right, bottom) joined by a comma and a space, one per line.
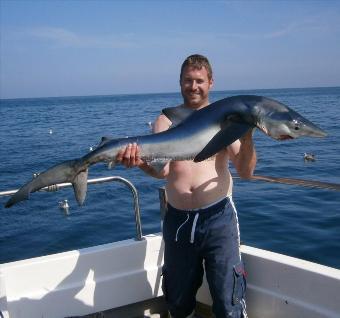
209, 78, 214, 89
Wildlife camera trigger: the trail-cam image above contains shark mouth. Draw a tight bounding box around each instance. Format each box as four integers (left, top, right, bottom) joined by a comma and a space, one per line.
278, 135, 294, 140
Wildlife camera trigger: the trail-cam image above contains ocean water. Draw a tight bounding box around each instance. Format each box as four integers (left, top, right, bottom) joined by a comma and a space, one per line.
0, 87, 339, 268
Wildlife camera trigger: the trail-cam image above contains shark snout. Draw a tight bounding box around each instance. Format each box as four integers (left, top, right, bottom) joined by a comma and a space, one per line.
302, 122, 327, 138
312, 129, 327, 137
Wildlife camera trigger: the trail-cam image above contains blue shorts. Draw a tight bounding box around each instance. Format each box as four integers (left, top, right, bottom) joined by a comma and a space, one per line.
162, 197, 247, 318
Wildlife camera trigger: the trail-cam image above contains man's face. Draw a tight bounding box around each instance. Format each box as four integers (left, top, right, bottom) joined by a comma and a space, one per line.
180, 66, 213, 109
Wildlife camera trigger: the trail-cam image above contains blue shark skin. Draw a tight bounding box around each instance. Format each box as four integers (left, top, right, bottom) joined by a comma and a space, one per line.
5, 95, 327, 208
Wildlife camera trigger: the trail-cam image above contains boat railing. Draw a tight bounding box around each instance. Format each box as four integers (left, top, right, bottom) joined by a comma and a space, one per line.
157, 174, 340, 220
1, 173, 339, 240
0, 175, 143, 241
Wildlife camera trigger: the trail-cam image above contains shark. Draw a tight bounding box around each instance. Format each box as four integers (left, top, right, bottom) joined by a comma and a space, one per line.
5, 95, 327, 208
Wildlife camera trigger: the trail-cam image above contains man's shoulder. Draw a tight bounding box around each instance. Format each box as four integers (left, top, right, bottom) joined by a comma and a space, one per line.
153, 113, 172, 133
156, 113, 172, 124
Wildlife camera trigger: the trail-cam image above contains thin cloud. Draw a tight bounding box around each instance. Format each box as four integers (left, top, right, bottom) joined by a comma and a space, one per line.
216, 17, 332, 41
264, 19, 326, 39
26, 27, 139, 49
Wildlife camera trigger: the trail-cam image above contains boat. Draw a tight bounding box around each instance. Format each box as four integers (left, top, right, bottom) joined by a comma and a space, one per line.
1, 176, 340, 318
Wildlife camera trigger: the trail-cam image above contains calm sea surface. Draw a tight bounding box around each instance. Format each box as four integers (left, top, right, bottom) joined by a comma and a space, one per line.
0, 87, 339, 268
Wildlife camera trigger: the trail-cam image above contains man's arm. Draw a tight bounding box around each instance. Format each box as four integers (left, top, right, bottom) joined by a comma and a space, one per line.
116, 114, 171, 179
228, 128, 257, 179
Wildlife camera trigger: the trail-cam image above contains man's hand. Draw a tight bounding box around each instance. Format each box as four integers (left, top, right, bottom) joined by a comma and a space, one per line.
239, 127, 255, 144
116, 143, 144, 168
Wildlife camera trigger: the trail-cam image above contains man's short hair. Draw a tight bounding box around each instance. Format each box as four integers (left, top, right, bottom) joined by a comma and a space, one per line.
180, 54, 213, 81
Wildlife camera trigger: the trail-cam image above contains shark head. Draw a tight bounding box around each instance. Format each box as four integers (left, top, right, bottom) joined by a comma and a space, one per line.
253, 98, 327, 140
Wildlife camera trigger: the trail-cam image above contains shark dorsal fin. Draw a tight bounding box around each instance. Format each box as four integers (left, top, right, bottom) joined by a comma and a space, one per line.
97, 136, 114, 148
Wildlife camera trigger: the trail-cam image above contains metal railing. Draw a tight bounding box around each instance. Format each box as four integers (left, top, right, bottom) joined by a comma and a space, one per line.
1, 173, 339, 240
157, 174, 340, 220
0, 176, 143, 241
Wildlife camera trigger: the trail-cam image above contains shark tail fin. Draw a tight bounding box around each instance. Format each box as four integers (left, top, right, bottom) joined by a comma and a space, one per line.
5, 183, 33, 208
72, 169, 88, 206
5, 159, 87, 208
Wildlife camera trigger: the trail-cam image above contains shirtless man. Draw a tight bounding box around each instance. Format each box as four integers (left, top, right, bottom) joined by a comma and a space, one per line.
116, 55, 256, 318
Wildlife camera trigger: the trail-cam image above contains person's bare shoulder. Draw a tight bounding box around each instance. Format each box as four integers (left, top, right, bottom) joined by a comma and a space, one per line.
153, 114, 172, 133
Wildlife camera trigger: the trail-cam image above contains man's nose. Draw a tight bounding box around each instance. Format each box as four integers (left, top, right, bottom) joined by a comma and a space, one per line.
190, 81, 198, 90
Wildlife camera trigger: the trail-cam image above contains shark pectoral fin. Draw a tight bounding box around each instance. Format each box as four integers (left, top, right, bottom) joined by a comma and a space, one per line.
194, 122, 251, 162
72, 169, 88, 206
148, 159, 169, 173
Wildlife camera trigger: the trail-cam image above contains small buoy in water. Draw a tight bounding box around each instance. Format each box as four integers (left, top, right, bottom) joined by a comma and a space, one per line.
304, 153, 315, 162
147, 121, 153, 131
59, 199, 70, 215
49, 129, 53, 134
107, 161, 115, 169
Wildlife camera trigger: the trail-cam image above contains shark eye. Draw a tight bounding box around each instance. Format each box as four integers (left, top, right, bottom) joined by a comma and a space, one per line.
293, 119, 301, 130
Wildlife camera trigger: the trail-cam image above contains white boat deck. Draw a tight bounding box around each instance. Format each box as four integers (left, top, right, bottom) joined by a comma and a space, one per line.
1, 179, 340, 317
1, 233, 340, 318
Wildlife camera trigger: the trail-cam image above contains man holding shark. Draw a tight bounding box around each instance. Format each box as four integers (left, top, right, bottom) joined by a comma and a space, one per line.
5, 54, 326, 316
117, 54, 256, 318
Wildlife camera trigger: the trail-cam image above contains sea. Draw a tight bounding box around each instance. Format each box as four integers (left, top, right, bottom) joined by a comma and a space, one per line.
0, 87, 339, 269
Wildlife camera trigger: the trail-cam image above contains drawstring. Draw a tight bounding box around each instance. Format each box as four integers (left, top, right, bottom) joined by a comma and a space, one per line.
171, 197, 229, 244
190, 213, 199, 243
175, 213, 199, 243
175, 214, 190, 242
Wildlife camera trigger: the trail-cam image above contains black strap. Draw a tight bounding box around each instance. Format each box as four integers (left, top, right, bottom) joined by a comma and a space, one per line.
161, 105, 195, 127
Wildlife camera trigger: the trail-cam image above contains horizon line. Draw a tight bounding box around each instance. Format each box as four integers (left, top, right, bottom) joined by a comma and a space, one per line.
1, 85, 339, 101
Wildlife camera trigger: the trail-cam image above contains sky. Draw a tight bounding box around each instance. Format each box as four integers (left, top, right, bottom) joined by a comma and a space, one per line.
1, 0, 340, 99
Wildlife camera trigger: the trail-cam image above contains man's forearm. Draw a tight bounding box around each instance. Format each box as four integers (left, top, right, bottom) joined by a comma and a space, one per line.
236, 130, 257, 179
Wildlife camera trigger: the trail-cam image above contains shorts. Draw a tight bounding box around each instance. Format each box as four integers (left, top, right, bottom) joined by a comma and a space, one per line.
162, 197, 247, 318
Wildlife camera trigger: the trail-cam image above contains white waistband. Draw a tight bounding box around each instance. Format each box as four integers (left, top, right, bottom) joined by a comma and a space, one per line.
189, 195, 230, 211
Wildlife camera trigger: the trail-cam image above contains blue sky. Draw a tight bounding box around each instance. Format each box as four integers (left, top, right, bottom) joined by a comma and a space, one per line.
1, 0, 340, 99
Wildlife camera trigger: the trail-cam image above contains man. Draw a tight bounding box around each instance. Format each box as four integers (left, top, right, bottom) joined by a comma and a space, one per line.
116, 54, 256, 318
